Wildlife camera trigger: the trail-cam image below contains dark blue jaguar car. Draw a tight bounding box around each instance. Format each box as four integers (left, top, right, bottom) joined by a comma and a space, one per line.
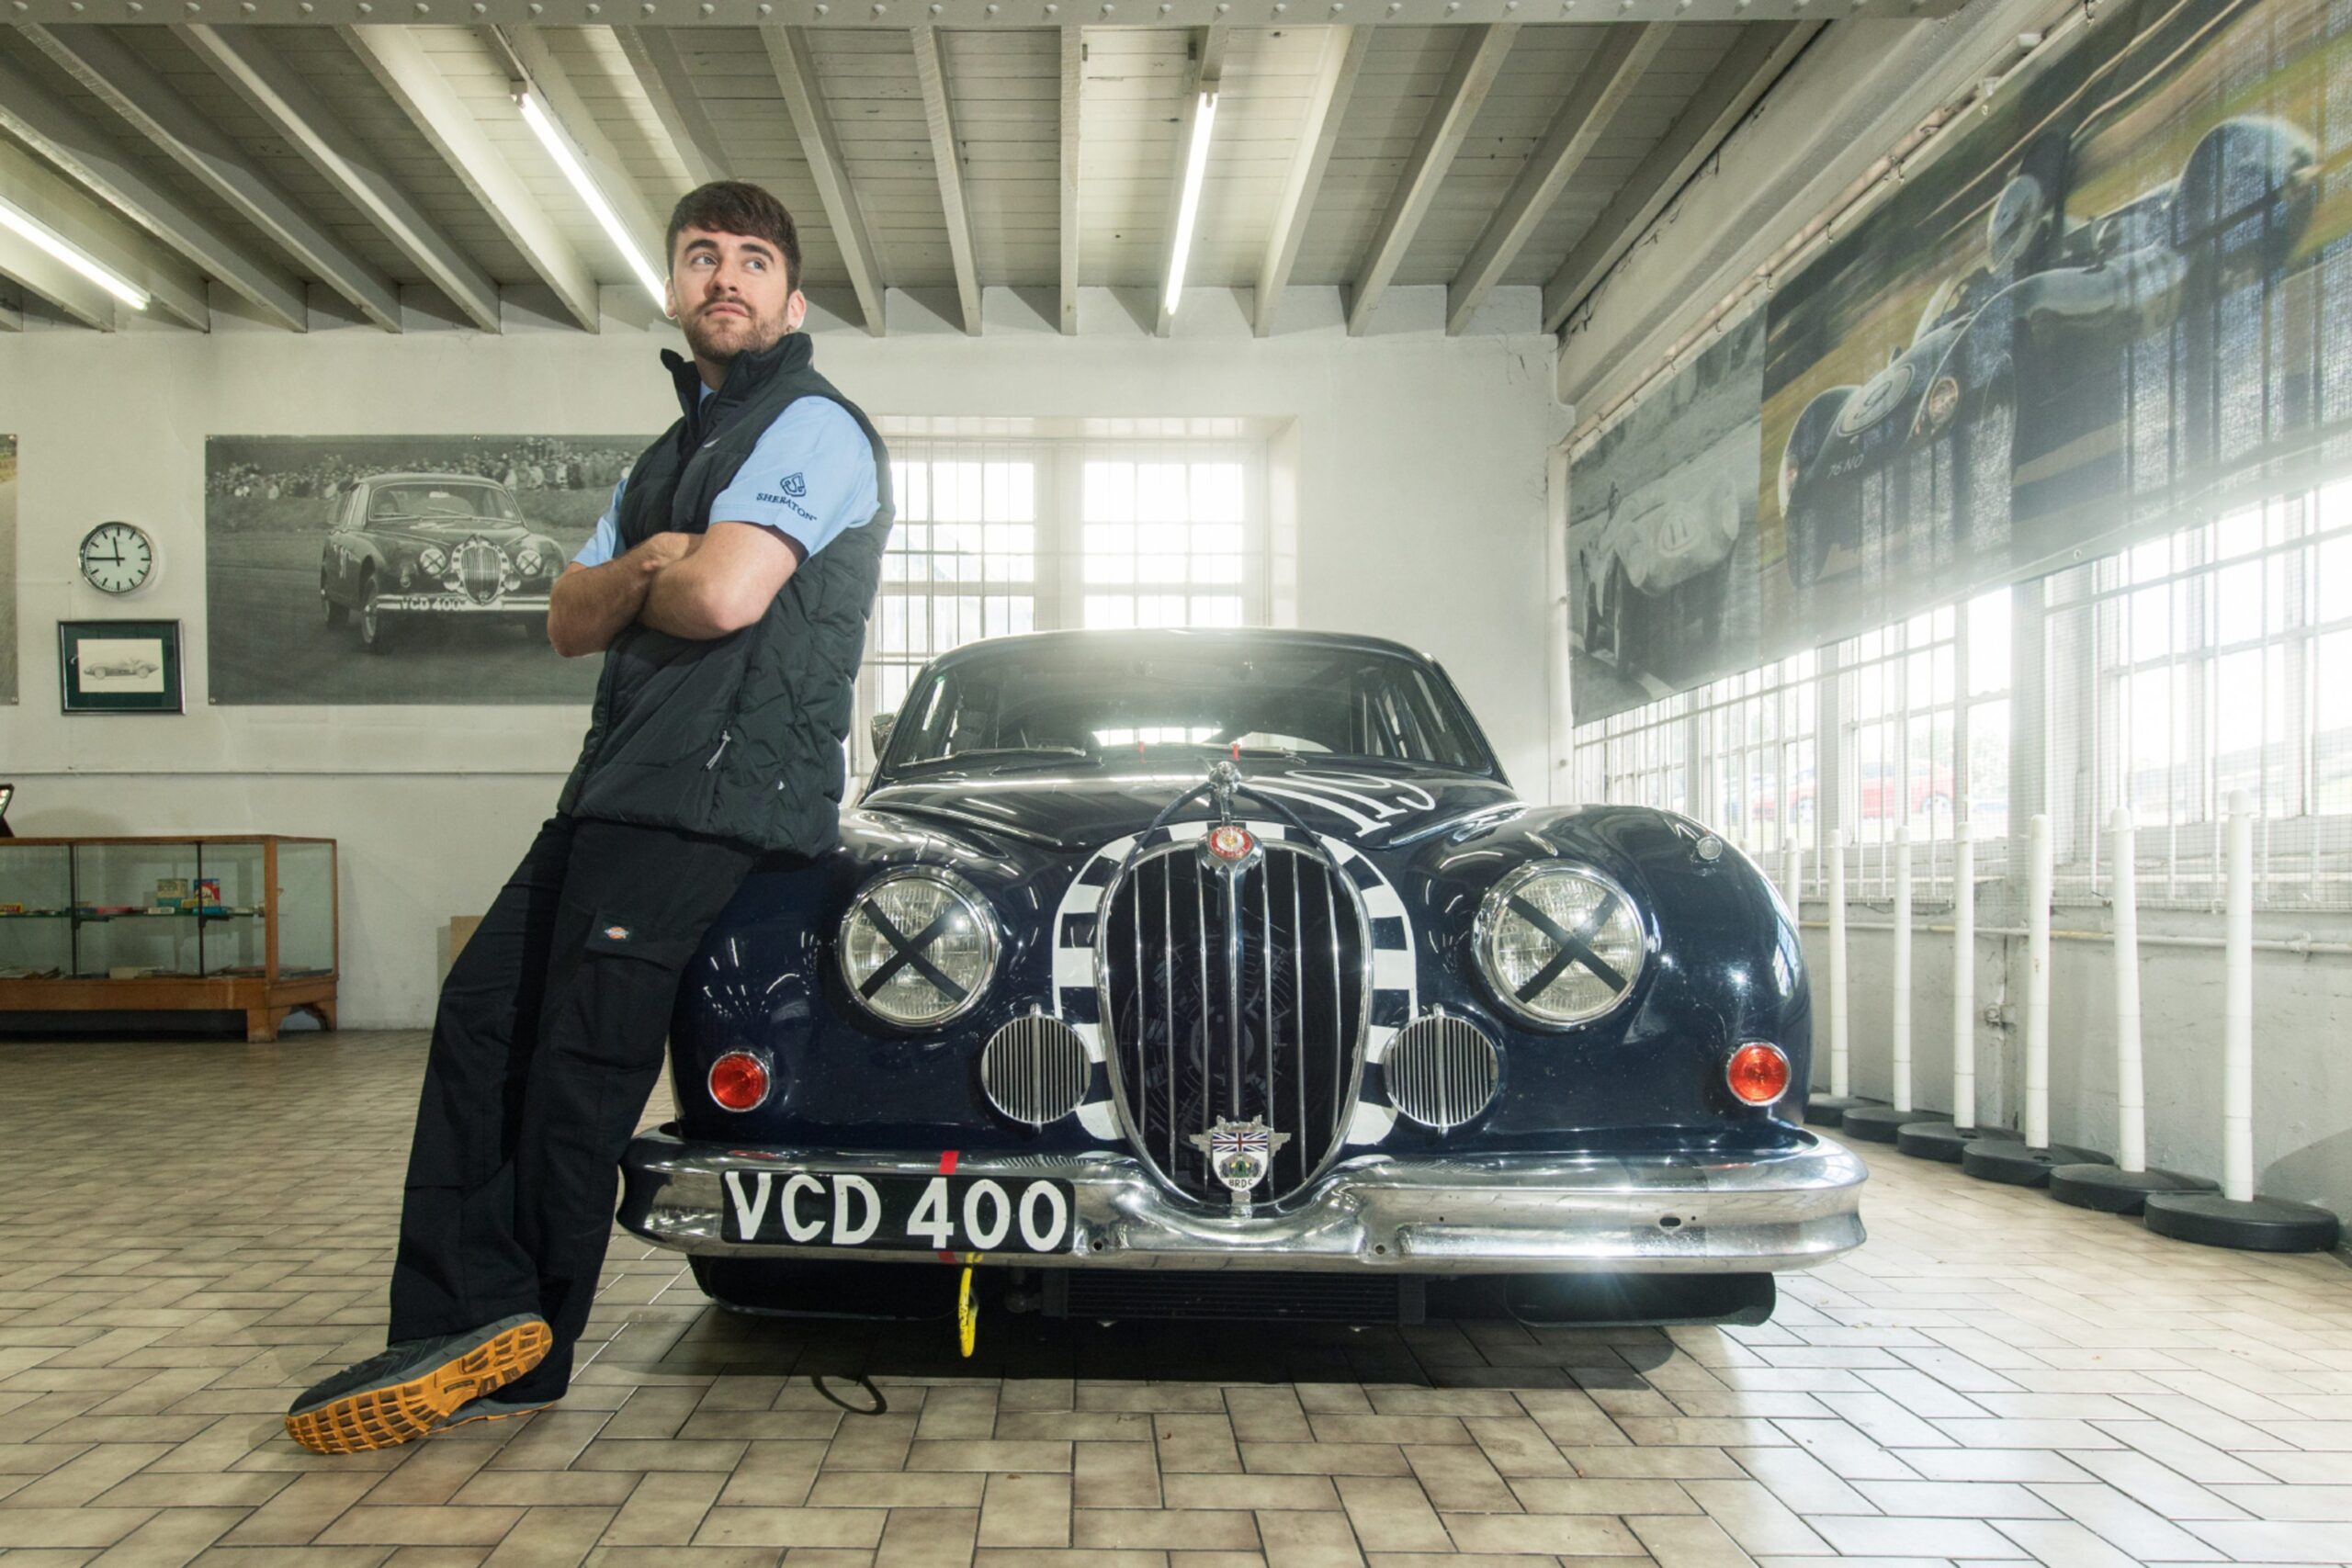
620, 629, 1864, 1326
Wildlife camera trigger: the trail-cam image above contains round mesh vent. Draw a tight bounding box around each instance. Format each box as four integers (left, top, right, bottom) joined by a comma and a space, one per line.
981, 1013, 1091, 1126
1384, 1013, 1499, 1131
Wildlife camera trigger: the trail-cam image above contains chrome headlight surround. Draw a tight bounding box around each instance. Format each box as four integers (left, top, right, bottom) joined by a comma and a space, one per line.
837, 865, 1000, 1029
1472, 863, 1647, 1030
417, 544, 450, 580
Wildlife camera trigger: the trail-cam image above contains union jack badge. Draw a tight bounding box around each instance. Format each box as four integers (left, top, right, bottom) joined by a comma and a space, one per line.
1189, 1117, 1290, 1207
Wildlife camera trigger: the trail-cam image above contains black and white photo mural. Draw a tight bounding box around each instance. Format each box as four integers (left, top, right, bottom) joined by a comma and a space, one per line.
1568, 310, 1764, 725
0, 434, 16, 705
204, 435, 641, 705
1760, 0, 2351, 653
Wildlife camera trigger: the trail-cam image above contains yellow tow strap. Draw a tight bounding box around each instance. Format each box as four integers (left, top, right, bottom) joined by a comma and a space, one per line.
956, 1263, 978, 1358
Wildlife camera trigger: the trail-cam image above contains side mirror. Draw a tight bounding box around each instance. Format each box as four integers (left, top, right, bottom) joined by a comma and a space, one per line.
869, 711, 897, 759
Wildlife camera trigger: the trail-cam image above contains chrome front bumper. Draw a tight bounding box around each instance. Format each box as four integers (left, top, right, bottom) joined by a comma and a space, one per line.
375, 592, 551, 613
619, 1128, 1867, 1274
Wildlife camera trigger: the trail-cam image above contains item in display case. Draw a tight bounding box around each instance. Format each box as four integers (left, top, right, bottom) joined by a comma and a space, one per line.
195, 877, 224, 914
59, 621, 183, 714
153, 877, 192, 911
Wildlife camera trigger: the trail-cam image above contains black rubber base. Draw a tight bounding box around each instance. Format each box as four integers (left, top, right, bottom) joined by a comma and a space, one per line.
1894, 1122, 1988, 1163
1838, 1103, 1946, 1145
2144, 1191, 2344, 1252
1961, 1139, 2113, 1188
2047, 1164, 2218, 1215
1804, 1096, 1881, 1129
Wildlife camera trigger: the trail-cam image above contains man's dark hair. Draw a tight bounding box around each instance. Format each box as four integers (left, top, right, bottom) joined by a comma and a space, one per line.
666, 182, 801, 295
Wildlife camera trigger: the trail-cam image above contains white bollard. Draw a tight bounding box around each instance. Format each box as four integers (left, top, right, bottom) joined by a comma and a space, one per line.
1952, 822, 1975, 1130
1892, 827, 1913, 1115
1828, 829, 1849, 1100
2112, 807, 2145, 1174
2223, 790, 2255, 1203
2025, 813, 2052, 1150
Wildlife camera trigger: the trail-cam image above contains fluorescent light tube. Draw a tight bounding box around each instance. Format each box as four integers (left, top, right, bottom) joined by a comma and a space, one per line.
517, 87, 664, 303
0, 197, 148, 310
1163, 90, 1218, 317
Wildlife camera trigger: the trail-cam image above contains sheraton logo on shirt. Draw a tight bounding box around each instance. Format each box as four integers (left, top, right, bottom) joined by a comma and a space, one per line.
753, 471, 818, 521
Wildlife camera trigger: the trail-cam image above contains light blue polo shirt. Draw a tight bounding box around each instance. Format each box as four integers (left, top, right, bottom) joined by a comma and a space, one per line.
572, 390, 878, 569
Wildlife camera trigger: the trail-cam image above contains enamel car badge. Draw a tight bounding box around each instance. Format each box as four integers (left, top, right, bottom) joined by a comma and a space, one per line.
1190, 1117, 1290, 1211
1204, 823, 1255, 863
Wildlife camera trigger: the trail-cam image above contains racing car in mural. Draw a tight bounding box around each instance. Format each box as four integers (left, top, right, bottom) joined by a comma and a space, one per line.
319, 472, 567, 652
621, 629, 1865, 1327
1778, 114, 2320, 589
1576, 434, 1750, 679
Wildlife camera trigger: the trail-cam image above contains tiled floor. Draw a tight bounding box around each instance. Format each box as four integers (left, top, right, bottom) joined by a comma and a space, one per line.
2, 1033, 2347, 1568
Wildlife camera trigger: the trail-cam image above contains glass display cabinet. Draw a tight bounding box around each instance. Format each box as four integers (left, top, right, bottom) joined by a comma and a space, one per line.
0, 835, 337, 1041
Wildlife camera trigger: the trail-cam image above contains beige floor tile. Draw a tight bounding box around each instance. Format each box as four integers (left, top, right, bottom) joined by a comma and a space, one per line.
1073, 1509, 1259, 1551
1252, 1510, 1362, 1568
978, 1471, 1071, 1548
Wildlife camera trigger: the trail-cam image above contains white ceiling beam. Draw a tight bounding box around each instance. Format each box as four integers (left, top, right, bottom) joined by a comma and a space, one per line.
763, 25, 887, 336
1446, 23, 1666, 336
1541, 21, 1817, 335
911, 25, 981, 336
0, 53, 305, 331
495, 25, 669, 278
177, 23, 503, 333
1059, 25, 1081, 336
1155, 24, 1227, 340
1254, 24, 1370, 339
22, 23, 402, 332
0, 135, 208, 330
0, 2, 1963, 23
0, 211, 116, 331
1345, 22, 1516, 338
343, 25, 603, 332
614, 27, 730, 191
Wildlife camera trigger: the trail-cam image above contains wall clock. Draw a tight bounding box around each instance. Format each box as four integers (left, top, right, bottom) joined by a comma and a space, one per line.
78, 521, 155, 595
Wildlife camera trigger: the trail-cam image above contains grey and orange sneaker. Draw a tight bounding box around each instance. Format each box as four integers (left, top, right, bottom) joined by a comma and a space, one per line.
432, 1390, 560, 1433
284, 1314, 552, 1454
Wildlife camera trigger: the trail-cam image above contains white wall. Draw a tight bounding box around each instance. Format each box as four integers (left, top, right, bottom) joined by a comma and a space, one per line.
0, 284, 1569, 1027
1802, 916, 2352, 1228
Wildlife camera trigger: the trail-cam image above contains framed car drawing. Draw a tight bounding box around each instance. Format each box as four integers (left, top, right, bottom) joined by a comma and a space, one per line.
60, 620, 183, 715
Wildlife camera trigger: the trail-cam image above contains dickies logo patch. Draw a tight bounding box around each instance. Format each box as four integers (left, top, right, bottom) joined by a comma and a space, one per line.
602, 925, 631, 942
781, 472, 808, 499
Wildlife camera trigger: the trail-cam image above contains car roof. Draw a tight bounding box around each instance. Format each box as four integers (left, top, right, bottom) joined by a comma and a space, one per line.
922, 626, 1448, 672
358, 472, 506, 487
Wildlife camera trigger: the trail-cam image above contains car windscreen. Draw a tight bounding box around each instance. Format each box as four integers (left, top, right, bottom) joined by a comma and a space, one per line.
887, 643, 1495, 773
368, 483, 519, 522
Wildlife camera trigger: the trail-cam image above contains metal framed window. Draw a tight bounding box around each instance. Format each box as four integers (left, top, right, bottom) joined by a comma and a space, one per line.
857, 429, 1268, 773
1571, 587, 2015, 905
2041, 479, 2352, 909
1572, 483, 2352, 915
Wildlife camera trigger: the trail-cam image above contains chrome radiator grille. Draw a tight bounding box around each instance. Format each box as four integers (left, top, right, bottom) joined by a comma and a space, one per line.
1099, 840, 1367, 1204
457, 537, 504, 604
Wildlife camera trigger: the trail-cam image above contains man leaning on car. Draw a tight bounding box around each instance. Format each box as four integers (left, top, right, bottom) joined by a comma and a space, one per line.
284, 181, 894, 1454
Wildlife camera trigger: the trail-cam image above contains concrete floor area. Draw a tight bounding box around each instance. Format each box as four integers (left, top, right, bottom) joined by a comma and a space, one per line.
1, 1032, 2347, 1567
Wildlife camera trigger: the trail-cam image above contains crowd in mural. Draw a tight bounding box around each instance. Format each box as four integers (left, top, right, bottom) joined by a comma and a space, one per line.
205, 438, 632, 502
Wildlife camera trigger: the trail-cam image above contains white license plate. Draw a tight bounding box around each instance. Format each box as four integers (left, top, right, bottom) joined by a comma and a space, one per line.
718, 1170, 1075, 1254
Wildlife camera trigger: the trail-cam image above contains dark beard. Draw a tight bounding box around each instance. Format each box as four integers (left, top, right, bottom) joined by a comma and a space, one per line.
682, 308, 786, 366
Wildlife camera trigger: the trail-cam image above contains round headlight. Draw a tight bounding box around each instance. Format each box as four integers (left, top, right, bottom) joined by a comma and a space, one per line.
1474, 863, 1645, 1028
418, 545, 449, 578
839, 867, 998, 1027
518, 546, 546, 577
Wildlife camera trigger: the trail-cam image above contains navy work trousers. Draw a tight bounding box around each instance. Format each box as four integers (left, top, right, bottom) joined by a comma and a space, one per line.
387, 814, 756, 1400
